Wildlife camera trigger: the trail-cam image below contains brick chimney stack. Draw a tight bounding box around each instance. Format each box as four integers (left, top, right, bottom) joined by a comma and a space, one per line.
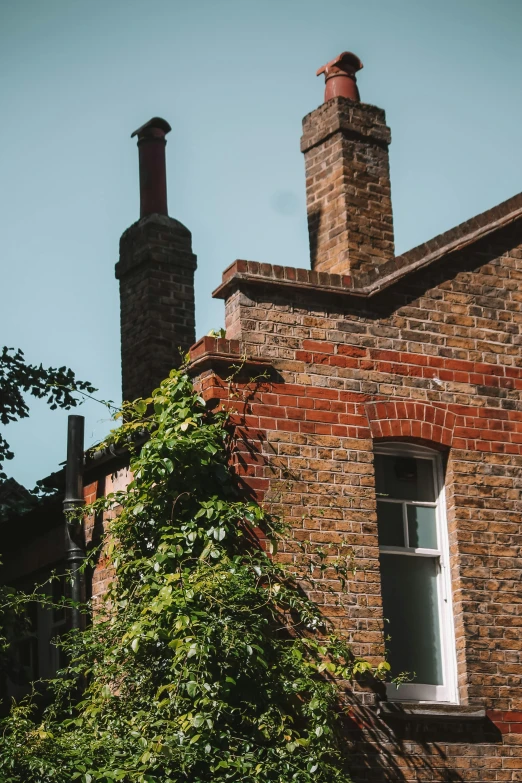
115, 117, 197, 402
301, 52, 394, 279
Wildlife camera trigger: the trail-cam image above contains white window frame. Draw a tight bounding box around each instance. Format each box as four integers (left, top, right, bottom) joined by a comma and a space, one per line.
375, 442, 458, 704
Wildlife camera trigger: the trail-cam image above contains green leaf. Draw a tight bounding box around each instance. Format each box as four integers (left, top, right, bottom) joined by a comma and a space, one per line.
186, 681, 197, 697
134, 400, 147, 415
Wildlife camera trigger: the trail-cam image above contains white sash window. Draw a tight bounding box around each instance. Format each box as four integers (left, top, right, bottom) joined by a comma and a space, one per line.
375, 443, 458, 703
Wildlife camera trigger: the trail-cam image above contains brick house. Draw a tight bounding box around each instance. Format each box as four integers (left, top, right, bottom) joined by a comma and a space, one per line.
2, 50, 522, 780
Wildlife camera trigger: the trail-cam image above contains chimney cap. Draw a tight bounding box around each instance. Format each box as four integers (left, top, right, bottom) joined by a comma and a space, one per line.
317, 51, 363, 102
131, 117, 172, 140
316, 51, 363, 78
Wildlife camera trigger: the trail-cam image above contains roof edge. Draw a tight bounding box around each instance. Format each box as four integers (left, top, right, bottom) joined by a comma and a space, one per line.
213, 191, 522, 301
357, 191, 522, 294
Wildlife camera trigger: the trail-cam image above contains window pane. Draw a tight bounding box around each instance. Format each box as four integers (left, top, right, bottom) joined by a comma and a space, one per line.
377, 501, 404, 547
380, 554, 443, 686
407, 505, 438, 549
375, 454, 435, 502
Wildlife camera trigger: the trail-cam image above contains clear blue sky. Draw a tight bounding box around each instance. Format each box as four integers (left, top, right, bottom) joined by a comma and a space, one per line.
1, 0, 521, 488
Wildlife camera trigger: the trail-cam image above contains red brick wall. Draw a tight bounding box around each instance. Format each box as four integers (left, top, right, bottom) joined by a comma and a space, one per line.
84, 204, 522, 779
189, 217, 522, 780
83, 468, 131, 611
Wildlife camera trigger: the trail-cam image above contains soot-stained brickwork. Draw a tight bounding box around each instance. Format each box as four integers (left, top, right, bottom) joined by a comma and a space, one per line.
116, 213, 197, 402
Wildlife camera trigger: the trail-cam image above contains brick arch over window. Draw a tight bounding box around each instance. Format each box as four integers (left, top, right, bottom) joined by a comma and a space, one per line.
364, 401, 456, 447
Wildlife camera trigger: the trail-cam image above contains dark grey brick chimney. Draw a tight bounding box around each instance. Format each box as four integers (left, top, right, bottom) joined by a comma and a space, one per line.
115, 118, 197, 402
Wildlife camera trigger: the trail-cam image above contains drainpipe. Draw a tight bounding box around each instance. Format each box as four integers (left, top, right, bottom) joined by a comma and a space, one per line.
63, 415, 85, 630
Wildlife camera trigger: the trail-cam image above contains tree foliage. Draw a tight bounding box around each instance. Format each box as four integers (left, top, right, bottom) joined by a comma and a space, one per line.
0, 346, 96, 480
0, 346, 95, 679
0, 370, 388, 782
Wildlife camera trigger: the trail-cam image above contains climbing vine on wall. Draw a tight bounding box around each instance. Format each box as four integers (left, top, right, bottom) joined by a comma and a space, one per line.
0, 369, 388, 783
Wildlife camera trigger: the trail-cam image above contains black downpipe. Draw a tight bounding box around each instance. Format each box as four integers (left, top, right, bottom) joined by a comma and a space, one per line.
63, 415, 85, 630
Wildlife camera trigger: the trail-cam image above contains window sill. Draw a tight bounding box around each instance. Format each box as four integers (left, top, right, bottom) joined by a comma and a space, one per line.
377, 702, 486, 722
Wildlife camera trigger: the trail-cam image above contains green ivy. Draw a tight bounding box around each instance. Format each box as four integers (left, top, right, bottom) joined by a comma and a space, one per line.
0, 369, 388, 782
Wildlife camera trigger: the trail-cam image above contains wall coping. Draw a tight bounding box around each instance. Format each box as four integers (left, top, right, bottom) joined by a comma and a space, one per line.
187, 336, 272, 375
213, 192, 522, 301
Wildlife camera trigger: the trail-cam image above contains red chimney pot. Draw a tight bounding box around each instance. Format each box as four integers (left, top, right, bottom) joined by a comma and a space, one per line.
316, 51, 363, 102
131, 117, 172, 218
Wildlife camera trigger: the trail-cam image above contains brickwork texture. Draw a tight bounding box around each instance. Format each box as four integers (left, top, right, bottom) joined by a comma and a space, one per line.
93, 78, 522, 781
191, 213, 522, 780
115, 213, 197, 402
301, 97, 394, 277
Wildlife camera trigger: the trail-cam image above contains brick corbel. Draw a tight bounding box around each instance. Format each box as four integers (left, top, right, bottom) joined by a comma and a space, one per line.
365, 401, 455, 447
486, 709, 522, 735
187, 336, 272, 375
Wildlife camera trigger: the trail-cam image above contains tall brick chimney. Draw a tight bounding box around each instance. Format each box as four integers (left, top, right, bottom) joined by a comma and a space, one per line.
301, 52, 394, 278
115, 118, 197, 402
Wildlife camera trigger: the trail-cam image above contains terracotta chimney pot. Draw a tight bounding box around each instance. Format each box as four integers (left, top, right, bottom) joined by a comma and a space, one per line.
131, 117, 172, 218
317, 51, 363, 102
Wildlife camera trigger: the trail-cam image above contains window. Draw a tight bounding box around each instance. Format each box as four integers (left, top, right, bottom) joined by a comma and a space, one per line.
5, 574, 70, 702
375, 443, 458, 703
